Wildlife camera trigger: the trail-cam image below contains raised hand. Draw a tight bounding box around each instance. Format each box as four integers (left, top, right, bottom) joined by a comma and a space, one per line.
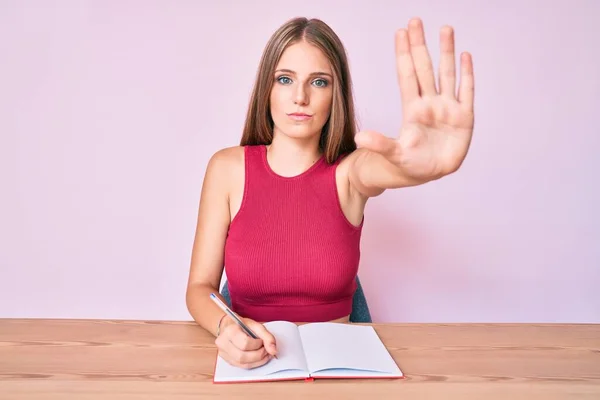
355, 17, 475, 181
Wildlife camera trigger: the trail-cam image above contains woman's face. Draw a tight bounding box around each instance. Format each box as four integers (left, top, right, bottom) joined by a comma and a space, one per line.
269, 41, 334, 143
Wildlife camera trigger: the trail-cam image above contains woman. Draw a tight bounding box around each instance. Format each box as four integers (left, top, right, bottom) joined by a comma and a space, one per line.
186, 16, 474, 369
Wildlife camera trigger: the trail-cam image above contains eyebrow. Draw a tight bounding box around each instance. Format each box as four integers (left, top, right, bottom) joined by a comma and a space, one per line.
275, 68, 333, 78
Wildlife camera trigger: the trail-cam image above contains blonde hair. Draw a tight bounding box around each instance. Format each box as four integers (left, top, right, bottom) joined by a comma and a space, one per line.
240, 17, 358, 164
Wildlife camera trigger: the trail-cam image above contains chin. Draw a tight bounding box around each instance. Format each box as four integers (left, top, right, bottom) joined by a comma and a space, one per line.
280, 125, 322, 141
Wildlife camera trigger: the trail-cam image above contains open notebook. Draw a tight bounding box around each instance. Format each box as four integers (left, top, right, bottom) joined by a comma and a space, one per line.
213, 321, 403, 383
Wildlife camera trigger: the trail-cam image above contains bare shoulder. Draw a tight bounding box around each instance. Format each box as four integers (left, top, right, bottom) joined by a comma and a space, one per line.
206, 145, 244, 172
336, 148, 363, 179
336, 148, 371, 198
338, 148, 385, 199
204, 146, 244, 185
334, 148, 370, 227
203, 146, 245, 220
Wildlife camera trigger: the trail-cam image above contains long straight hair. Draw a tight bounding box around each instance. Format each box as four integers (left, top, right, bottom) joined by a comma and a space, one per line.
240, 17, 358, 164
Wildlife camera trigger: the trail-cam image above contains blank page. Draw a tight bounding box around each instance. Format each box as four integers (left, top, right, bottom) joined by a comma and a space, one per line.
213, 321, 309, 382
298, 323, 402, 376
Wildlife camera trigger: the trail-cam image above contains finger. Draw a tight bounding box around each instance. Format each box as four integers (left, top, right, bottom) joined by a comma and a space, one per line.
228, 343, 270, 366
457, 52, 475, 110
407, 17, 437, 96
438, 25, 456, 98
227, 324, 264, 351
242, 353, 272, 370
216, 332, 269, 364
218, 349, 272, 370
395, 28, 419, 106
354, 131, 397, 157
246, 321, 278, 357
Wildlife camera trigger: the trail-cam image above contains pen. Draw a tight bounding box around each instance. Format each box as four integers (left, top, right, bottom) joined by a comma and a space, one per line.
209, 293, 259, 339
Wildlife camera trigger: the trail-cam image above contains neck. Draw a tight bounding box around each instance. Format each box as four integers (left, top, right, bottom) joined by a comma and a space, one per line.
266, 133, 322, 177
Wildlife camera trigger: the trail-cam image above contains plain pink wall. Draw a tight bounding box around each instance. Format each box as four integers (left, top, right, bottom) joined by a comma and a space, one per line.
1, 1, 598, 322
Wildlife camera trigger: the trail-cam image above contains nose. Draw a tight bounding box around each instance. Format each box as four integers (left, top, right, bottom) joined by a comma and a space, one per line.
293, 83, 309, 106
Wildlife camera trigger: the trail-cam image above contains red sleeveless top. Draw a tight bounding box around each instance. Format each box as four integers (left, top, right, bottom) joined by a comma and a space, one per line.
224, 145, 363, 322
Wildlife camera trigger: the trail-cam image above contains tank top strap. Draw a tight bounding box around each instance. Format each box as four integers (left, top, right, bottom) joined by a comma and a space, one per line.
243, 145, 271, 185
243, 144, 265, 168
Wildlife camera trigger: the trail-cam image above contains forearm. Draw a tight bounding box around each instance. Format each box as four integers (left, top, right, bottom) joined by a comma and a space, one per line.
350, 149, 433, 197
186, 282, 227, 337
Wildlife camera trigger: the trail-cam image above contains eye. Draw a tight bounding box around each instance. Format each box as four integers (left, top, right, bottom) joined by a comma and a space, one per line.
312, 78, 328, 88
276, 76, 292, 85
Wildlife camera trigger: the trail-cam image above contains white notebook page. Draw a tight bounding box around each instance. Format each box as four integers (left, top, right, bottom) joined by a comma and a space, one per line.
298, 323, 402, 376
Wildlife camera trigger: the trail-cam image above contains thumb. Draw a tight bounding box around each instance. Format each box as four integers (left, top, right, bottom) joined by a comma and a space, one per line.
246, 321, 277, 357
354, 131, 397, 157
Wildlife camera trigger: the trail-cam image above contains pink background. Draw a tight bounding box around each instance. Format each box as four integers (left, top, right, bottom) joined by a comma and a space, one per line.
1, 1, 598, 322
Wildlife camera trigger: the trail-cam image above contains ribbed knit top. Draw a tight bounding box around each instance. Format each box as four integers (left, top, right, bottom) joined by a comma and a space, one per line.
223, 145, 363, 322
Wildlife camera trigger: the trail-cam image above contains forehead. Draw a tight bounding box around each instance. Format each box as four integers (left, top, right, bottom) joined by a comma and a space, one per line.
275, 41, 332, 73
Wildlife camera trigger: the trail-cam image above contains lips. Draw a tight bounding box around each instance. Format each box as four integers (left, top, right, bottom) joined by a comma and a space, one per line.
288, 113, 313, 121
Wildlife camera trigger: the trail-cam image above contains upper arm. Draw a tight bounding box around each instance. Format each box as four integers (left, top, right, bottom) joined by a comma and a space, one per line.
186, 148, 238, 291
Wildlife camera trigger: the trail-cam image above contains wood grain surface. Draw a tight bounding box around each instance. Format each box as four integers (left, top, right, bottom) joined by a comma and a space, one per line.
1, 319, 599, 399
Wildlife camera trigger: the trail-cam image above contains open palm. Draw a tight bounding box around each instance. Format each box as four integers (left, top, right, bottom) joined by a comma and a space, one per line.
355, 18, 475, 180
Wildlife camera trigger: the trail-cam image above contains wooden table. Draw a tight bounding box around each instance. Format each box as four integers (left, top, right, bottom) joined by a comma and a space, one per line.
0, 319, 598, 399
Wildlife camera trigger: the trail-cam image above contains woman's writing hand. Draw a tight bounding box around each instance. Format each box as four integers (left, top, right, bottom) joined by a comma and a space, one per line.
215, 317, 278, 369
